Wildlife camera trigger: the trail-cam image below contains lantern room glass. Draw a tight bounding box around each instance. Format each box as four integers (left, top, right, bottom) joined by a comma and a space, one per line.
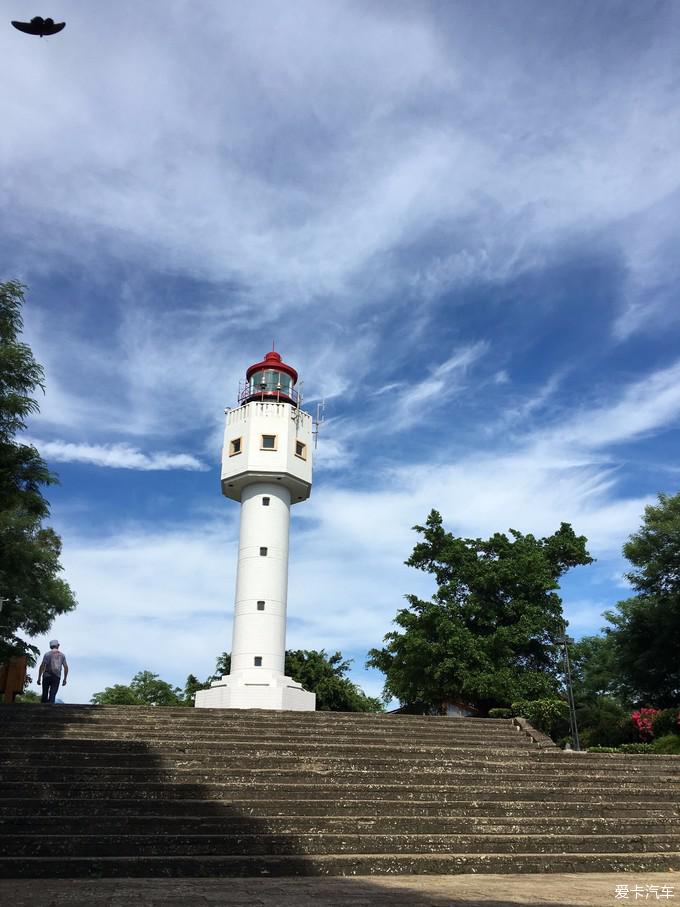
249, 369, 293, 396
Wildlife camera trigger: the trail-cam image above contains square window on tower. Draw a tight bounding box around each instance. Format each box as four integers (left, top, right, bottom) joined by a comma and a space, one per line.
295, 440, 307, 459
261, 434, 277, 450
257, 601, 265, 611
260, 547, 268, 556
229, 437, 242, 456
262, 496, 270, 506
254, 657, 262, 667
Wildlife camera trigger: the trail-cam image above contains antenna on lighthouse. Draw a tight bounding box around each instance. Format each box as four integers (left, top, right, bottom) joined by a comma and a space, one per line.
313, 400, 326, 448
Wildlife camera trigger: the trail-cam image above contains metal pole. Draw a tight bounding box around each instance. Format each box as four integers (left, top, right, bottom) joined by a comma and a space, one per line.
558, 633, 580, 751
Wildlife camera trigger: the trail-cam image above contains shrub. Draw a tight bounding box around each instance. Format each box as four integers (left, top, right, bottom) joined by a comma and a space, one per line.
511, 699, 569, 735
617, 742, 655, 754
652, 709, 680, 739
587, 743, 656, 754
577, 697, 636, 748
652, 734, 680, 755
488, 708, 512, 719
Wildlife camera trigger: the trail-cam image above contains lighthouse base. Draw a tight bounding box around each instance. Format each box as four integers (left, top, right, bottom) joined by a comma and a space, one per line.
194, 670, 316, 711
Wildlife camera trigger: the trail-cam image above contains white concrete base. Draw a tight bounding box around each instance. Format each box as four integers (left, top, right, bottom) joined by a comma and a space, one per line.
194, 670, 316, 711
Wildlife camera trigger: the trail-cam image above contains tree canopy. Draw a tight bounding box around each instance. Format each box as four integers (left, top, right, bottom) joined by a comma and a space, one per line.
0, 280, 76, 663
91, 671, 186, 706
284, 649, 383, 712
603, 492, 680, 707
569, 634, 620, 701
367, 510, 593, 713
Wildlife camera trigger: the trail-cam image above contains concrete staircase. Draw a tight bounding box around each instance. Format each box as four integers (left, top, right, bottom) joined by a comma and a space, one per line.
1, 705, 679, 877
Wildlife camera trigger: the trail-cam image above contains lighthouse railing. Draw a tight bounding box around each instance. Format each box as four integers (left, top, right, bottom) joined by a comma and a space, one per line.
238, 382, 300, 407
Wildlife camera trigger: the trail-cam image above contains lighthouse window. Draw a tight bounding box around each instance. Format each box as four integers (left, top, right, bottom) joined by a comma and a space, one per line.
261, 434, 277, 450
257, 601, 265, 610
254, 657, 262, 667
229, 437, 242, 456
260, 547, 268, 556
262, 496, 270, 506
295, 440, 307, 459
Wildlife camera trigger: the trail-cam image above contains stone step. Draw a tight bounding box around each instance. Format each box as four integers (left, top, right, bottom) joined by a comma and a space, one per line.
7, 760, 675, 784
2, 712, 530, 727
0, 723, 522, 743
0, 749, 546, 767
1, 754, 676, 782
0, 742, 539, 760
0, 851, 678, 878
4, 814, 680, 836
2, 706, 674, 880
0, 720, 522, 734
4, 765, 680, 788
0, 706, 509, 727
5, 736, 532, 749
0, 742, 539, 761
4, 780, 678, 801
2, 731, 536, 750
0, 704, 518, 733
3, 832, 680, 858
2, 796, 676, 819
3, 741, 677, 772
0, 709, 525, 739
0, 738, 652, 757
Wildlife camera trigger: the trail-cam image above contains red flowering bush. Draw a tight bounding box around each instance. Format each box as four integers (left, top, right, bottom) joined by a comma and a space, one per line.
631, 708, 660, 741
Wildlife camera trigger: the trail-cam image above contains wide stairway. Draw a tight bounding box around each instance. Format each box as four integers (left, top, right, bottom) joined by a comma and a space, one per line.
1, 705, 679, 877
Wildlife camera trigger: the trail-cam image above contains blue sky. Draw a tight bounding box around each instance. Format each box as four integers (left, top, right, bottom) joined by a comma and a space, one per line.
2, 0, 680, 705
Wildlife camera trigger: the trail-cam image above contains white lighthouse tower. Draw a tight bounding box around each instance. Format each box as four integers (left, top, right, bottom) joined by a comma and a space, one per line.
195, 350, 316, 711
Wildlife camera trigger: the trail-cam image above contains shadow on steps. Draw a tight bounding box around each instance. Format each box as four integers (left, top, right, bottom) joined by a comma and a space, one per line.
1, 704, 314, 878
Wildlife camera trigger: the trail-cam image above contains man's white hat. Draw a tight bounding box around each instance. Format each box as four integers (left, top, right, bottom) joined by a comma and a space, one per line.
49, 639, 59, 648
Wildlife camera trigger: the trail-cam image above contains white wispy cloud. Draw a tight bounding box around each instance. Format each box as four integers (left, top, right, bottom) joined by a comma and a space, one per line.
541, 360, 680, 451
32, 439, 208, 471
392, 343, 488, 426
501, 373, 565, 426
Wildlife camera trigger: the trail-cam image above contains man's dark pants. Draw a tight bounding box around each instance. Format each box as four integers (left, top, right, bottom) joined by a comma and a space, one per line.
41, 673, 60, 704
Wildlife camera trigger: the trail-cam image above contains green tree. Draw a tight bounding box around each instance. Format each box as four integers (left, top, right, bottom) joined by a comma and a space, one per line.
91, 683, 143, 705
569, 634, 620, 701
0, 280, 76, 663
129, 670, 184, 706
210, 652, 231, 681
285, 649, 383, 712
91, 671, 184, 706
182, 673, 210, 704
604, 492, 680, 707
567, 634, 632, 746
367, 510, 593, 713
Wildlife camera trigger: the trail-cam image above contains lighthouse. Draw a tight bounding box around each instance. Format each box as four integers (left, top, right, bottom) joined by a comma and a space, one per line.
195, 350, 316, 711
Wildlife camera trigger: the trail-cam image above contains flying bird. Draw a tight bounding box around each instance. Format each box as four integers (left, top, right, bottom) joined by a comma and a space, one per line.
11, 17, 65, 37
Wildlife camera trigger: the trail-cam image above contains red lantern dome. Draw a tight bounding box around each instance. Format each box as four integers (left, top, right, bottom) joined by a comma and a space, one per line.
240, 350, 299, 406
